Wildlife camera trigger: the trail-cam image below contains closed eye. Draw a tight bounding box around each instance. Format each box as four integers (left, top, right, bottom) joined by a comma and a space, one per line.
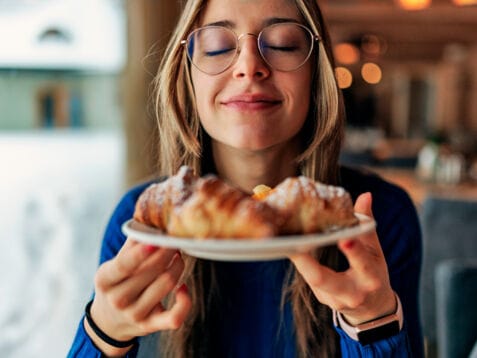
263, 45, 299, 52
205, 48, 235, 56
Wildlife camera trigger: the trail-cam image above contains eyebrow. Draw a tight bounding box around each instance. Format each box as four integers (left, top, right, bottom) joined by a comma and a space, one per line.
203, 17, 300, 29
263, 17, 300, 27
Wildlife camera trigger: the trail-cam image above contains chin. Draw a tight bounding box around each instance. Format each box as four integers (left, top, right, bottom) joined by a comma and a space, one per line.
231, 138, 281, 152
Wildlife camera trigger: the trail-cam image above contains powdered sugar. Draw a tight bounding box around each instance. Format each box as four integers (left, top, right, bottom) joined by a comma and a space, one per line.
264, 176, 345, 209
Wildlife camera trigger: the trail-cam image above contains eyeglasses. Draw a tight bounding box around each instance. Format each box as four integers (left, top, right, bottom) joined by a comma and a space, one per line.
181, 22, 320, 75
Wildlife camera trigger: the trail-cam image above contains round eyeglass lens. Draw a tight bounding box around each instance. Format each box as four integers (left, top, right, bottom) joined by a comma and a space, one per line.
258, 23, 314, 71
186, 26, 238, 75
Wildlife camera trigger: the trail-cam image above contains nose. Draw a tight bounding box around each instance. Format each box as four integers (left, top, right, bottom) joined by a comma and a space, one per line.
232, 34, 270, 80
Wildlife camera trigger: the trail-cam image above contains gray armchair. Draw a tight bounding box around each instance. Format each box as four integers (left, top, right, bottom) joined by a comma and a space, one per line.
420, 196, 477, 358
435, 259, 477, 358
470, 342, 477, 358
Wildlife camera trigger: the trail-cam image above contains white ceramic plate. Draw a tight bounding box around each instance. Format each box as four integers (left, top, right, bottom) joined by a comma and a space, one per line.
121, 213, 375, 261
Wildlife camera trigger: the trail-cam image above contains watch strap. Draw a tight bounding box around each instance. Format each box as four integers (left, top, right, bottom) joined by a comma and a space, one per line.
333, 292, 403, 344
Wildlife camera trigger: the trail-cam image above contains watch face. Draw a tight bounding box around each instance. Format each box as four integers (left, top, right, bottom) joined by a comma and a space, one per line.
357, 321, 400, 345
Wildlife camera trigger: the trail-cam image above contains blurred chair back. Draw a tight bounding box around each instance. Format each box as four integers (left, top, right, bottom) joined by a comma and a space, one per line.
420, 196, 477, 358
435, 259, 477, 358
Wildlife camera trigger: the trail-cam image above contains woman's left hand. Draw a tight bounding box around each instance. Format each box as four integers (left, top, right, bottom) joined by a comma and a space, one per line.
289, 192, 396, 325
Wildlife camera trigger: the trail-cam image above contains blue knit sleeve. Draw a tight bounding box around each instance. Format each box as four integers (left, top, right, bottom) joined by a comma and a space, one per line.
67, 316, 139, 358
337, 325, 412, 358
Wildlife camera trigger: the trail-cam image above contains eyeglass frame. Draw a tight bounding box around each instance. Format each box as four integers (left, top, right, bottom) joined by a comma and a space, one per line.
180, 22, 321, 75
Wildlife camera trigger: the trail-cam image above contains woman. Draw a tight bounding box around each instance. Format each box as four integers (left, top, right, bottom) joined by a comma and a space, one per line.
68, 0, 423, 356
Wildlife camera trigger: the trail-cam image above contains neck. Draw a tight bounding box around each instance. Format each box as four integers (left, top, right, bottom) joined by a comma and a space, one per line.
211, 140, 301, 193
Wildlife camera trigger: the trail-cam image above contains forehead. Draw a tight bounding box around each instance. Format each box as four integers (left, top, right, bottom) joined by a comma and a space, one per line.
199, 0, 302, 28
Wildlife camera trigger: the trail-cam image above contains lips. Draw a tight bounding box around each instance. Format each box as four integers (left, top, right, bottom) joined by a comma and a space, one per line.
221, 93, 282, 110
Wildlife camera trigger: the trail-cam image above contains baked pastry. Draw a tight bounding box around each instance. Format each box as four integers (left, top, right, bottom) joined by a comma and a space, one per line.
258, 176, 359, 234
133, 166, 198, 230
133, 167, 358, 239
134, 167, 281, 238
167, 176, 281, 239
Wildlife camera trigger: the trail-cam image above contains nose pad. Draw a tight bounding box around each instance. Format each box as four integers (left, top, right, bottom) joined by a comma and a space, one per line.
233, 34, 270, 78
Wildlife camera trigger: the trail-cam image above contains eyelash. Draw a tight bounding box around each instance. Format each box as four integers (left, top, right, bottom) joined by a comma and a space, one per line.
263, 45, 298, 52
205, 48, 235, 56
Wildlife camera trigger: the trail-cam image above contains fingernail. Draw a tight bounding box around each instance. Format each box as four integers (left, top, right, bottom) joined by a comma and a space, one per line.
171, 250, 182, 261
144, 244, 158, 254
177, 283, 188, 293
342, 240, 355, 250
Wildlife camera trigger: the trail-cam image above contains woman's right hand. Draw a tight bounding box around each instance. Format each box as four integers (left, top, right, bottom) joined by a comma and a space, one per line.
84, 238, 192, 356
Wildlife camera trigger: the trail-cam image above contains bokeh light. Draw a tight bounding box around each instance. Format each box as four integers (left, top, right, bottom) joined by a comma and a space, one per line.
361, 34, 387, 58
335, 66, 353, 89
396, 0, 432, 10
334, 43, 360, 65
361, 63, 382, 84
452, 0, 477, 4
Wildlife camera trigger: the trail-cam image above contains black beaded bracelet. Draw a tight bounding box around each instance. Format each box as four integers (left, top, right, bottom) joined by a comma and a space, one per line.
84, 300, 138, 348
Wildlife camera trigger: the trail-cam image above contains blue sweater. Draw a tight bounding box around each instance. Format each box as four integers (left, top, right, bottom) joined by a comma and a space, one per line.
68, 167, 423, 357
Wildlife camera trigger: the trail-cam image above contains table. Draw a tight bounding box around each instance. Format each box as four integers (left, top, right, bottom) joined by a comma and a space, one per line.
368, 167, 477, 208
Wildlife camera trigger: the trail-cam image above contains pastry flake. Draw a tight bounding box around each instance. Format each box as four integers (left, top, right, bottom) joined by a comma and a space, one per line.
133, 167, 359, 239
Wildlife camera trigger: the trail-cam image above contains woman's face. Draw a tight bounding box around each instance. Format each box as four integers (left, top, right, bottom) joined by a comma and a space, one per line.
190, 0, 312, 153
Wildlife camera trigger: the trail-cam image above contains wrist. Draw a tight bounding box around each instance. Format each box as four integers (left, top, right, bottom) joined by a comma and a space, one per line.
342, 289, 396, 326
89, 299, 136, 343
84, 317, 134, 357
83, 300, 137, 356
333, 291, 404, 345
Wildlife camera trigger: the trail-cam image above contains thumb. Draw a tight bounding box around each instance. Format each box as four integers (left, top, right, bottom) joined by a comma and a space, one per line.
354, 192, 373, 217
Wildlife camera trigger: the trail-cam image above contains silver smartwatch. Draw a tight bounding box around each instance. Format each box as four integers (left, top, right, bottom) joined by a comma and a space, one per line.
333, 292, 404, 345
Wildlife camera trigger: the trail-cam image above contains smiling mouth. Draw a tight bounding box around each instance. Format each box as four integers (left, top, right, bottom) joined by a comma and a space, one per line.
221, 95, 282, 110
222, 100, 281, 111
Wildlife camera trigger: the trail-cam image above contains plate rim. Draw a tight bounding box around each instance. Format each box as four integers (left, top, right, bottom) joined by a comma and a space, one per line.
121, 213, 376, 255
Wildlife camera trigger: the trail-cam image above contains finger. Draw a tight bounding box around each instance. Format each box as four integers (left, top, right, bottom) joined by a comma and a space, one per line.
354, 192, 373, 217
106, 250, 181, 309
145, 284, 192, 331
338, 192, 389, 283
337, 236, 385, 286
338, 236, 385, 280
338, 192, 382, 265
289, 252, 351, 294
131, 253, 185, 320
134, 248, 180, 276
96, 240, 162, 290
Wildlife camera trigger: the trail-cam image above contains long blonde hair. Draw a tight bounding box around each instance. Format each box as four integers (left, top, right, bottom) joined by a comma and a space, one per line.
152, 0, 344, 356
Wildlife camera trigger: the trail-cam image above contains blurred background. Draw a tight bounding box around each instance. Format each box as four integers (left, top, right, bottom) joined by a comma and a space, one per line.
0, 1, 476, 357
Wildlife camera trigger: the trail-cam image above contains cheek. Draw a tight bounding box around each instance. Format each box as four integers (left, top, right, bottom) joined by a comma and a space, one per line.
195, 93, 209, 121
191, 71, 218, 120
192, 72, 207, 112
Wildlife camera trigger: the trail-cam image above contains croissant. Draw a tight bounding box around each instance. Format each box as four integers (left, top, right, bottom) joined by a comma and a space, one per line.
133, 167, 358, 239
133, 166, 198, 230
259, 176, 359, 234
167, 176, 281, 239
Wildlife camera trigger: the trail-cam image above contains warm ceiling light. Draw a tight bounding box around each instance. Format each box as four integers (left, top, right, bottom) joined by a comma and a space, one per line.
452, 0, 477, 5
334, 43, 360, 65
361, 34, 387, 58
397, 0, 432, 10
335, 67, 353, 89
361, 63, 382, 85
